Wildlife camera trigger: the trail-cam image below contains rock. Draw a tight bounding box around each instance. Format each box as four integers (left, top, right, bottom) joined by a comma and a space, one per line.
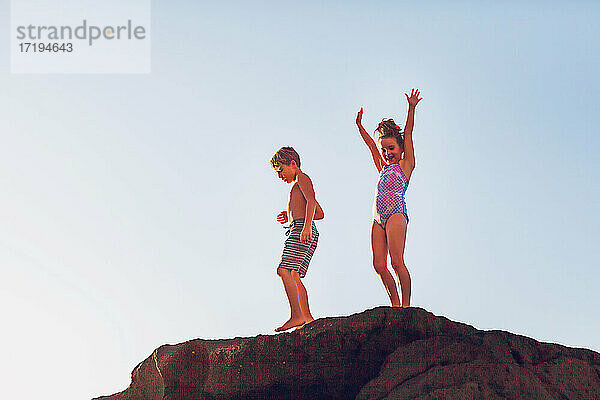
93, 307, 600, 400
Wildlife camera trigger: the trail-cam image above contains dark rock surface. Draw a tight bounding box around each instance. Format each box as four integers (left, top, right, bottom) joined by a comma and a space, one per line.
94, 307, 600, 400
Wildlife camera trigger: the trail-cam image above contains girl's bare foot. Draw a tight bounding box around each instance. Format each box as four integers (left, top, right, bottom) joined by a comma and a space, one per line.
275, 316, 306, 332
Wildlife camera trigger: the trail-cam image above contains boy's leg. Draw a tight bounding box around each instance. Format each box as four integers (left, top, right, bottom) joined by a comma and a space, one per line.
386, 214, 411, 307
275, 267, 306, 332
291, 271, 314, 323
372, 221, 401, 307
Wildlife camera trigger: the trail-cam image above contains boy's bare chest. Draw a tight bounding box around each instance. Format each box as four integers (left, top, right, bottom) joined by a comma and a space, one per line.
287, 184, 306, 210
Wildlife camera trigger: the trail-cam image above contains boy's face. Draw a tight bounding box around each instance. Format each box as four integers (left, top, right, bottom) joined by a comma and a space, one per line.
274, 162, 296, 183
379, 137, 403, 164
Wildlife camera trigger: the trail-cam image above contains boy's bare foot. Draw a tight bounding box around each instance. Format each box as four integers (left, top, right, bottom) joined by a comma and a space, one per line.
293, 317, 315, 331
294, 324, 308, 331
275, 316, 306, 332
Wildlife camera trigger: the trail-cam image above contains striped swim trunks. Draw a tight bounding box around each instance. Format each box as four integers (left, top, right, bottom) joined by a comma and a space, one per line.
278, 218, 319, 278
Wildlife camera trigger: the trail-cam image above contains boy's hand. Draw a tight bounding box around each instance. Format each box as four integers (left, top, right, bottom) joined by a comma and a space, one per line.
405, 89, 422, 108
276, 211, 288, 224
300, 226, 312, 243
356, 107, 364, 126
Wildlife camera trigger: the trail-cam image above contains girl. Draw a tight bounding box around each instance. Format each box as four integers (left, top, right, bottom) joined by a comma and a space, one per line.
356, 89, 422, 307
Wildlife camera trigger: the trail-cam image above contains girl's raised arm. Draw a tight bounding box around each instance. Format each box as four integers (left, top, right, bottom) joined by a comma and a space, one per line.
356, 107, 384, 172
402, 89, 422, 175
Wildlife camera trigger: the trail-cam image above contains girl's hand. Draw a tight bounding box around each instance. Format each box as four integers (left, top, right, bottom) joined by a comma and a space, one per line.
276, 211, 288, 224
405, 89, 422, 108
356, 107, 364, 126
300, 226, 312, 243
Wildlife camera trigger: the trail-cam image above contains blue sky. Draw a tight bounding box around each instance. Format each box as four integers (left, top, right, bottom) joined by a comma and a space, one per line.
1, 1, 599, 399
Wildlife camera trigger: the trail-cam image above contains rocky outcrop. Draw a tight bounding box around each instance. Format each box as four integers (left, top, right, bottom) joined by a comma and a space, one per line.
94, 307, 600, 400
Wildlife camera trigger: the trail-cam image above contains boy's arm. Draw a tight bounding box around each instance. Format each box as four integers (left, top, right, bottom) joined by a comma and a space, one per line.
357, 108, 384, 173
297, 173, 318, 242
314, 201, 324, 220
402, 89, 422, 174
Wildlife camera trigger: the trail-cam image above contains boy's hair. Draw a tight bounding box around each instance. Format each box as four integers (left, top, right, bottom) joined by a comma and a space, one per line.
376, 119, 404, 149
270, 146, 301, 168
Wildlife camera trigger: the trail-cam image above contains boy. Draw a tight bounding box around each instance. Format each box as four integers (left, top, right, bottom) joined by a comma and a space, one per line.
270, 147, 324, 332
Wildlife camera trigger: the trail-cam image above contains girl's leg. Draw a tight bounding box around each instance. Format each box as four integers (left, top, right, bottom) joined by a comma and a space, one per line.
291, 271, 314, 323
371, 221, 401, 307
385, 214, 411, 307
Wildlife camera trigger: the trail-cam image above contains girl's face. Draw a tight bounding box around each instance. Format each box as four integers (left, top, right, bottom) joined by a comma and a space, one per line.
379, 137, 403, 164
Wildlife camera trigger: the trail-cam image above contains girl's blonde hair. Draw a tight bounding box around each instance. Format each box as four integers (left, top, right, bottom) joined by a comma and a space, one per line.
376, 119, 404, 148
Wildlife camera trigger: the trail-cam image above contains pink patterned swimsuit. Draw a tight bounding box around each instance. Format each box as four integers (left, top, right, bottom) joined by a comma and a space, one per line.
373, 163, 409, 229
